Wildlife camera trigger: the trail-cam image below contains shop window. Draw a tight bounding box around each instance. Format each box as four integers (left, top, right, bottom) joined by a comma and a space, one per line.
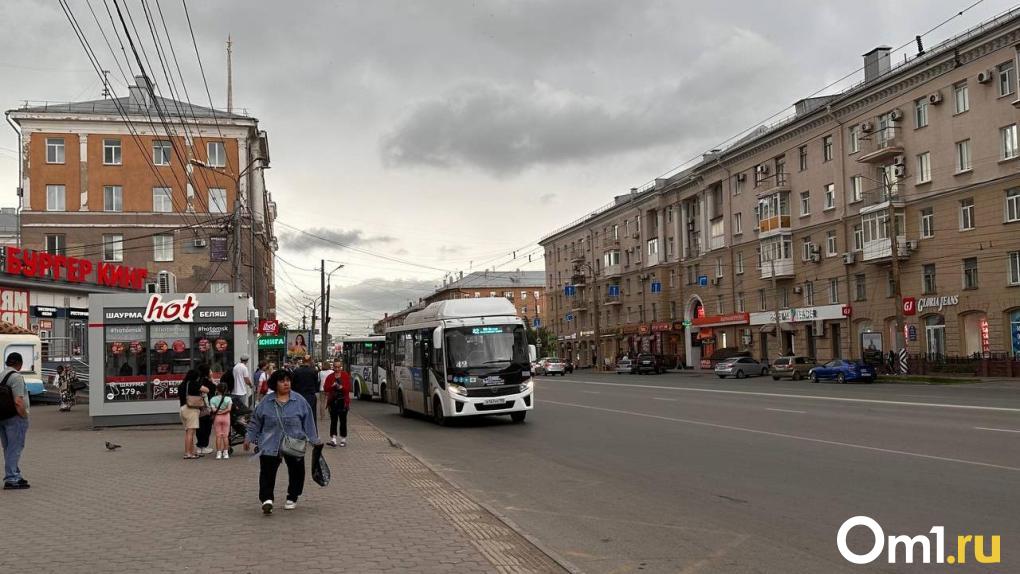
104, 325, 148, 401
1010, 310, 1020, 356
193, 324, 234, 380
924, 315, 946, 357
961, 313, 989, 357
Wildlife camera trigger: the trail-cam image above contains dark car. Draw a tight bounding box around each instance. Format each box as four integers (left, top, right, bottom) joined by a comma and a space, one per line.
809, 359, 876, 383
633, 353, 666, 375
563, 358, 574, 374
771, 356, 817, 380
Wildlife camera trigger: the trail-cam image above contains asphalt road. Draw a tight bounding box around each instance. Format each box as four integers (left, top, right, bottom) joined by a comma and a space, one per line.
357, 372, 1020, 573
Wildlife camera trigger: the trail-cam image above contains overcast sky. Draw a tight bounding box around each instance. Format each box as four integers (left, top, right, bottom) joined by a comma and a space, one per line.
1, 0, 1015, 334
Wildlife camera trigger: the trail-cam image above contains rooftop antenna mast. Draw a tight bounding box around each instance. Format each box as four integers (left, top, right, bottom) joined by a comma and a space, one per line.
226, 35, 233, 113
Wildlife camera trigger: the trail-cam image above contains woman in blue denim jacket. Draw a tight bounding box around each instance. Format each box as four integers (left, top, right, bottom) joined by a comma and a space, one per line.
244, 369, 321, 514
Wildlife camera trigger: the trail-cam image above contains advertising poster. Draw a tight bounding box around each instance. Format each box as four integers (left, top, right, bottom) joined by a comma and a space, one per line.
104, 325, 147, 402
194, 324, 233, 379
861, 331, 883, 366
287, 330, 310, 358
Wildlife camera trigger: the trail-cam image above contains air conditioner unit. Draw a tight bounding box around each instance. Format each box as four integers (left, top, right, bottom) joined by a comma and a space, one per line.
631, 232, 640, 239
810, 243, 821, 255
157, 270, 178, 294
977, 69, 994, 84
809, 253, 821, 263
860, 121, 874, 133
192, 238, 208, 248
710, 277, 721, 286
756, 164, 770, 175
893, 154, 906, 166
687, 220, 696, 231
793, 286, 803, 294
736, 173, 747, 183
906, 239, 918, 251
889, 108, 904, 121
842, 252, 856, 265
929, 91, 943, 105
145, 282, 158, 294
894, 164, 907, 178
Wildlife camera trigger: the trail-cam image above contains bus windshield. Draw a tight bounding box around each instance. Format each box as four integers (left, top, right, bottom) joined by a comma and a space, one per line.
445, 325, 528, 373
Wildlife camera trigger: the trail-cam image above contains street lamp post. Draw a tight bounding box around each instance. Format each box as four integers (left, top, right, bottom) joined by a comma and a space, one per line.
320, 261, 344, 362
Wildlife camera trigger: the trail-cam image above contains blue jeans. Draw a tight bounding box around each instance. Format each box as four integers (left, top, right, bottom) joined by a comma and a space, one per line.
0, 415, 29, 484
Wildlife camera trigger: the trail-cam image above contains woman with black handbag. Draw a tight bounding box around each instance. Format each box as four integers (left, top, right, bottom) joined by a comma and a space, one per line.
244, 369, 321, 515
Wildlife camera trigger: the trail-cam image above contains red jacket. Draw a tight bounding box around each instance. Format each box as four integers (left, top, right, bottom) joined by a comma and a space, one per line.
324, 370, 352, 409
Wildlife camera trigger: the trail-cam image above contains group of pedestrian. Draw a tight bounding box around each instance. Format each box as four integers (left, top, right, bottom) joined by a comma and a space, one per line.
177, 356, 255, 460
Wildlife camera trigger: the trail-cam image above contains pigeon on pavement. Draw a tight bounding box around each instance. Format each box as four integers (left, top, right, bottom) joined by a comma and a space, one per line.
105, 442, 122, 451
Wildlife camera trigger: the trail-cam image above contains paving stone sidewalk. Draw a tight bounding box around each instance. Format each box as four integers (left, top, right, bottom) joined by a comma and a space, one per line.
1, 406, 567, 574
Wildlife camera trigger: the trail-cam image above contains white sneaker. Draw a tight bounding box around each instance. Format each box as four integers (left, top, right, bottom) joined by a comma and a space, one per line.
223, 451, 230, 459
284, 500, 296, 510
261, 500, 273, 515
328, 437, 337, 448
199, 447, 214, 455
215, 451, 223, 460
339, 438, 347, 447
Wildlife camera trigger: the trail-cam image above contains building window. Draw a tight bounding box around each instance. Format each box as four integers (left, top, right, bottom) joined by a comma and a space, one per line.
45, 234, 66, 256
916, 152, 931, 183
1009, 252, 1020, 286
923, 263, 937, 294
800, 191, 810, 216
886, 271, 896, 298
736, 292, 745, 313
798, 146, 808, 171
102, 234, 123, 262
779, 287, 789, 308
715, 296, 723, 315
801, 237, 813, 261
955, 139, 971, 172
826, 230, 837, 256
734, 174, 744, 195
103, 185, 123, 212
829, 278, 839, 304
647, 238, 658, 257
954, 81, 969, 114
210, 281, 229, 294
804, 281, 815, 306
853, 223, 863, 251
207, 141, 226, 167
854, 273, 867, 301
959, 198, 974, 230
758, 288, 767, 311
849, 175, 863, 203
822, 135, 833, 162
962, 257, 978, 289
209, 188, 228, 214
153, 187, 174, 213
46, 138, 65, 164
612, 224, 619, 240
103, 139, 122, 165
153, 140, 172, 166
823, 183, 835, 210
914, 97, 928, 128
46, 184, 65, 211
1007, 188, 1020, 223
921, 207, 934, 238
153, 235, 174, 262
848, 125, 860, 154
999, 60, 1016, 97
735, 252, 744, 275
1001, 124, 1018, 160
715, 257, 723, 278
733, 212, 742, 235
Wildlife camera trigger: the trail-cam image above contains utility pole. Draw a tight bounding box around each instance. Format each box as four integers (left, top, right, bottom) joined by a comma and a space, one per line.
320, 259, 326, 364
886, 173, 907, 374
310, 303, 317, 360
324, 282, 332, 362
301, 313, 306, 331
232, 198, 242, 292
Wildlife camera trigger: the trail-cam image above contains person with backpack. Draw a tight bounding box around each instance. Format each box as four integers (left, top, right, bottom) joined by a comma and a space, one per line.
324, 360, 351, 447
0, 353, 30, 489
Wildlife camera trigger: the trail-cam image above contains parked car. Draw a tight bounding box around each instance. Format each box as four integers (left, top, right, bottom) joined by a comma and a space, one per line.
540, 357, 567, 376
531, 361, 545, 376
615, 357, 633, 374
771, 356, 817, 380
633, 353, 667, 375
563, 358, 574, 374
809, 359, 876, 383
714, 356, 768, 379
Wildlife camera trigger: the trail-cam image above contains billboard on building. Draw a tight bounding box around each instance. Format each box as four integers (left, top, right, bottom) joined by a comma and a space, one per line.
286, 330, 310, 358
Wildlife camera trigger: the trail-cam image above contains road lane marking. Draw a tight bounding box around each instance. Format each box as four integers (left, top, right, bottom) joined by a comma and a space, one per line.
765, 408, 806, 414
581, 390, 601, 395
974, 427, 1020, 433
543, 400, 1020, 473
653, 397, 678, 402
550, 379, 1020, 413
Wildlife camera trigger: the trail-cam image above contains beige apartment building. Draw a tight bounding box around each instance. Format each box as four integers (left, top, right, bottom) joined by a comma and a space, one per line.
541, 11, 1020, 372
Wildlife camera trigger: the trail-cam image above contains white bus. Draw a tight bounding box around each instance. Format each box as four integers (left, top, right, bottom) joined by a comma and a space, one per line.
384, 298, 536, 424
340, 336, 387, 400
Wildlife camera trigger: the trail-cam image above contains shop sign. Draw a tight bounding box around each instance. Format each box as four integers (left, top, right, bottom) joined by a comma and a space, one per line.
39, 319, 53, 330
699, 359, 712, 369
842, 305, 853, 317
692, 312, 749, 327
620, 325, 639, 335
750, 305, 844, 325
672, 321, 686, 331
0, 287, 29, 329
902, 297, 916, 316
651, 321, 671, 332
2, 246, 148, 290
257, 319, 279, 335
580, 330, 595, 337
638, 324, 651, 335
980, 318, 990, 354
68, 308, 89, 319
32, 305, 59, 318
258, 335, 286, 349
915, 294, 959, 313
144, 294, 198, 323
907, 324, 918, 342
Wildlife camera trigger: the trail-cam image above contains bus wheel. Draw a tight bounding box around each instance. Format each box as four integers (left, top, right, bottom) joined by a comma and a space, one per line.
510, 411, 527, 423
432, 396, 447, 426
397, 390, 408, 417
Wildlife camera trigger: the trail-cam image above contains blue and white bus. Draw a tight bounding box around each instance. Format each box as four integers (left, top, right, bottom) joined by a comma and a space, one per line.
340, 336, 387, 401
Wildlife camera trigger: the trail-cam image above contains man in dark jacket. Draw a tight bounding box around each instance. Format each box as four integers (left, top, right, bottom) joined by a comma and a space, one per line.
291, 356, 319, 427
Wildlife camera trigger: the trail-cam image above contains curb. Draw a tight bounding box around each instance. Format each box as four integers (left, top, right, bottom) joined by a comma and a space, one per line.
358, 414, 585, 574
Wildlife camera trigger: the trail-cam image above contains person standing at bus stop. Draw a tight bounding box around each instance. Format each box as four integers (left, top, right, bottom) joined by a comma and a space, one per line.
324, 360, 351, 447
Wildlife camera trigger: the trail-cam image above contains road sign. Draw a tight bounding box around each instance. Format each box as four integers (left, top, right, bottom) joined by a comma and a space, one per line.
533, 318, 541, 328
698, 275, 708, 286
841, 305, 853, 317
566, 312, 574, 322
907, 324, 917, 341
902, 297, 917, 316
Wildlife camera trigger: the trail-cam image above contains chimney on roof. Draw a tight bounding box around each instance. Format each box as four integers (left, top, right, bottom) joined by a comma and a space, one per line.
863, 46, 892, 83
459, 271, 463, 280
129, 75, 153, 109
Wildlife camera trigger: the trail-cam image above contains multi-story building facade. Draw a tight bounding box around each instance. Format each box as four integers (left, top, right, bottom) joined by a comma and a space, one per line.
542, 11, 1020, 371
6, 75, 277, 318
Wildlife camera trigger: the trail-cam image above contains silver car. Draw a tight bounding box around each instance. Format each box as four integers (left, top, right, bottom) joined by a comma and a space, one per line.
615, 357, 633, 374
714, 357, 768, 379
540, 357, 567, 376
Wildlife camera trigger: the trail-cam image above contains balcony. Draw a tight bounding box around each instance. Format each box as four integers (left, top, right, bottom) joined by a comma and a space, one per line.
857, 130, 904, 164
759, 258, 794, 279
571, 274, 587, 287
645, 250, 660, 267
603, 295, 622, 306
862, 236, 910, 263
603, 263, 622, 278
569, 251, 585, 263
756, 172, 790, 197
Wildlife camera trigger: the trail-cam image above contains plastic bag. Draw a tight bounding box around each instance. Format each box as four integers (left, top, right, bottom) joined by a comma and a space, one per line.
311, 444, 330, 487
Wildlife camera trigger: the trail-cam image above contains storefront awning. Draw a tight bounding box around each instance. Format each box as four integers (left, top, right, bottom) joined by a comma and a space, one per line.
759, 323, 795, 334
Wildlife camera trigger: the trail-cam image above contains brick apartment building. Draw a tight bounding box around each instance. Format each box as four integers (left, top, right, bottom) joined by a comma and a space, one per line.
6, 75, 277, 318
541, 10, 1020, 373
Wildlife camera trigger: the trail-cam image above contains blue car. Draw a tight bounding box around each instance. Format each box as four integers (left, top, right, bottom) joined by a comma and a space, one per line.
809, 359, 875, 384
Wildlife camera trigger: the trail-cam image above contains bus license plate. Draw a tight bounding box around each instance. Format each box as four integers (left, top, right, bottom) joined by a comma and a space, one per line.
483, 398, 505, 406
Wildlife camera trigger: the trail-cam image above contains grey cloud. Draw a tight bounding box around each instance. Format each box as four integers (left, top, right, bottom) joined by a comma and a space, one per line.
438, 245, 463, 257
539, 193, 557, 205
335, 278, 437, 317
279, 227, 396, 252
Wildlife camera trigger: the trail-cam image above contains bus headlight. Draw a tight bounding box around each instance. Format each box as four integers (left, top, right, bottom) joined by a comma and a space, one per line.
448, 383, 467, 397
519, 380, 533, 393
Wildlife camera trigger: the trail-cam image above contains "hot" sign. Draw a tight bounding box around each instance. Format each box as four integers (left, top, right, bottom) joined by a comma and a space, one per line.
144, 294, 198, 323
